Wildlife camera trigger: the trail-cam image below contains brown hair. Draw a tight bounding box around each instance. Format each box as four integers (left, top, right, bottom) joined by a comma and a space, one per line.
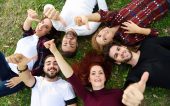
72, 51, 112, 87
91, 26, 106, 53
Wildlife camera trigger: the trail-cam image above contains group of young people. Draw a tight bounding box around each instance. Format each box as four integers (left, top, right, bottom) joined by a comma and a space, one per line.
1, 0, 170, 106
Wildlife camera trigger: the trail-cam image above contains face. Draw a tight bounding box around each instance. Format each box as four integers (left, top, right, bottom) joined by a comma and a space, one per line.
43, 56, 60, 79
96, 27, 114, 46
35, 18, 52, 37
109, 45, 132, 63
89, 65, 106, 90
61, 31, 77, 53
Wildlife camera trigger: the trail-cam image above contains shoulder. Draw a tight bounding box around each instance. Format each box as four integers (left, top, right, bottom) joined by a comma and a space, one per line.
57, 78, 73, 88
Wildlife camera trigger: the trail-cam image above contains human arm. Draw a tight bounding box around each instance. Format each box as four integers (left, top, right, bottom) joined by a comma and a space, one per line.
5, 77, 22, 88
43, 4, 66, 27
44, 39, 73, 78
7, 54, 36, 87
44, 40, 88, 100
23, 9, 40, 31
122, 72, 149, 106
121, 20, 159, 36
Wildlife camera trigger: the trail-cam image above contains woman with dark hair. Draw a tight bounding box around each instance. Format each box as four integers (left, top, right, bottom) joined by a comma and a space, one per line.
75, 0, 169, 52
0, 9, 60, 97
44, 39, 149, 106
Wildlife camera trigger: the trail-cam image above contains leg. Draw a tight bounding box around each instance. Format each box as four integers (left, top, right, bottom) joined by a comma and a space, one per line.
0, 52, 14, 80
0, 80, 25, 97
167, 0, 170, 10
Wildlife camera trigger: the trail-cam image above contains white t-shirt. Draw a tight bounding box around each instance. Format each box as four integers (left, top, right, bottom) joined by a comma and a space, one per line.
52, 0, 108, 36
31, 76, 76, 106
8, 34, 38, 74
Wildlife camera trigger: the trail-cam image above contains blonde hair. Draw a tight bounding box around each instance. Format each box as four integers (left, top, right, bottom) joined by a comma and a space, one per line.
91, 26, 105, 53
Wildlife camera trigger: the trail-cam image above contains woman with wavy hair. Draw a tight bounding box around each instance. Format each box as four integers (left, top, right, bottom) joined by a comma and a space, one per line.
44, 39, 149, 106
75, 0, 169, 52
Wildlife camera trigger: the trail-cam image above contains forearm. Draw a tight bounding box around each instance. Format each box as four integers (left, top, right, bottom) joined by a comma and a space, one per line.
86, 13, 101, 22
137, 27, 151, 35
52, 49, 73, 78
18, 65, 35, 87
23, 17, 33, 31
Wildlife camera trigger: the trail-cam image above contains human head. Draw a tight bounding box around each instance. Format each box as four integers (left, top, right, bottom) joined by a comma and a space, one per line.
61, 29, 78, 58
43, 55, 60, 79
104, 43, 133, 64
92, 27, 115, 52
72, 51, 112, 89
35, 18, 53, 37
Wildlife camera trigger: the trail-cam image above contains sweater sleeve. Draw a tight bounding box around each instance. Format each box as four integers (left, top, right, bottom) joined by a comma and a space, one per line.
148, 28, 159, 37
67, 74, 88, 100
22, 27, 34, 37
98, 10, 119, 25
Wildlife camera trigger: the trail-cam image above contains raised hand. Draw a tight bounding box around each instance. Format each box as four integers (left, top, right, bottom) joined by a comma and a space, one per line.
43, 4, 66, 27
122, 72, 149, 106
44, 39, 57, 54
121, 20, 141, 34
27, 9, 40, 22
74, 16, 90, 30
7, 54, 32, 66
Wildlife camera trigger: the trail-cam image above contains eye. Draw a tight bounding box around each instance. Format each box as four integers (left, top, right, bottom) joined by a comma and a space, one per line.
103, 38, 107, 42
99, 72, 104, 75
91, 72, 95, 75
97, 34, 101, 37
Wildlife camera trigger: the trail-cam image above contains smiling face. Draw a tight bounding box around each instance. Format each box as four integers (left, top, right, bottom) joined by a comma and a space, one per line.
109, 45, 132, 63
96, 27, 114, 46
89, 65, 106, 90
61, 30, 77, 53
43, 56, 59, 79
35, 18, 52, 37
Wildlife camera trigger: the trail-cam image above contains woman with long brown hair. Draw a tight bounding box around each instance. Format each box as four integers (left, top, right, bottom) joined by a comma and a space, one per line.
75, 0, 169, 52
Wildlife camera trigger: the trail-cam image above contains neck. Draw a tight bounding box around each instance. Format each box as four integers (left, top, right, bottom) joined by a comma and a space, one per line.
44, 76, 58, 82
92, 85, 105, 91
127, 51, 140, 67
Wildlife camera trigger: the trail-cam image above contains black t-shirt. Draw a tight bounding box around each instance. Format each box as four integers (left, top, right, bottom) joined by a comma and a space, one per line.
124, 37, 170, 89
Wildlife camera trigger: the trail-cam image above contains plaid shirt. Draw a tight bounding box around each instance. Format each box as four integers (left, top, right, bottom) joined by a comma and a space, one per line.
98, 0, 168, 45
23, 28, 51, 76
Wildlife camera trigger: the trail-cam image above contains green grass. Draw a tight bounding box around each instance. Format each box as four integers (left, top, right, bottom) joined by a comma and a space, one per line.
0, 0, 170, 106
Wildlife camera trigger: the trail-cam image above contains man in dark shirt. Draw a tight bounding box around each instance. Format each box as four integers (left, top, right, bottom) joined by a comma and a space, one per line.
105, 36, 170, 89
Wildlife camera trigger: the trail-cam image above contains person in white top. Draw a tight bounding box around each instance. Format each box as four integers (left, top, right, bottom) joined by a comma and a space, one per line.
44, 0, 108, 57
0, 9, 57, 97
8, 54, 77, 106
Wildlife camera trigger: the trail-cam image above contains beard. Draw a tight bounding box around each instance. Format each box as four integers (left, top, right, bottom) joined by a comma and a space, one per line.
122, 49, 133, 63
44, 67, 59, 79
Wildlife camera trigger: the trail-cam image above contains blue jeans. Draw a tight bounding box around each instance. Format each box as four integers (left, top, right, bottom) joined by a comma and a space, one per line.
167, 0, 170, 10
0, 52, 25, 97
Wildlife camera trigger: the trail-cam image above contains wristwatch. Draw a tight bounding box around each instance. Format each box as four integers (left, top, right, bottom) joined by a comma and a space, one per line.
17, 65, 28, 73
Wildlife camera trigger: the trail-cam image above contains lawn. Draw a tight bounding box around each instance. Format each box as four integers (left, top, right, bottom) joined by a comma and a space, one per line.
0, 0, 170, 106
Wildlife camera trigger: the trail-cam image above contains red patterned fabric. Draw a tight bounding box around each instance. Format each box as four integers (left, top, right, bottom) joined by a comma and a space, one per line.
98, 0, 168, 45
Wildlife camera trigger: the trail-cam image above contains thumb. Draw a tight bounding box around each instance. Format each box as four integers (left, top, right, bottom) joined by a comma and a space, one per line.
138, 72, 149, 88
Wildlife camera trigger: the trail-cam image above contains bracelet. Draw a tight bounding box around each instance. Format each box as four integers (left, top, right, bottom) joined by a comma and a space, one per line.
17, 65, 28, 73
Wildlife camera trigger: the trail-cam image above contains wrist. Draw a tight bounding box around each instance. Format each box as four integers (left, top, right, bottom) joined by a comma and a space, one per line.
17, 65, 28, 73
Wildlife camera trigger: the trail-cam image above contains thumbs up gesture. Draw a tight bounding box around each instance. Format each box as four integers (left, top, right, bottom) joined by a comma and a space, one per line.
122, 72, 149, 106
74, 16, 90, 30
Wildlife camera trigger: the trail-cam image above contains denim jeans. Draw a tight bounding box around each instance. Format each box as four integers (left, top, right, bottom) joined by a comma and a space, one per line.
0, 52, 25, 97
167, 0, 170, 10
